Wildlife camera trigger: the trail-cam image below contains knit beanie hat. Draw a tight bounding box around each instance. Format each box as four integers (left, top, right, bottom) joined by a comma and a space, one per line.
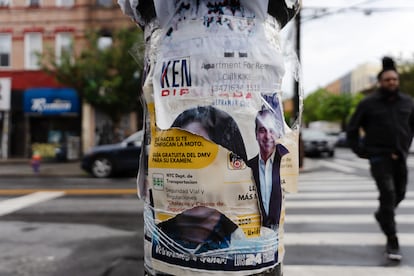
377, 56, 398, 80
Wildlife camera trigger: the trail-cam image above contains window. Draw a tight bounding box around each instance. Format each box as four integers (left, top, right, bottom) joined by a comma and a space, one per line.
56, 0, 74, 7
97, 0, 112, 8
0, 0, 10, 7
56, 32, 73, 64
0, 34, 11, 68
25, 33, 42, 69
98, 29, 113, 50
27, 0, 40, 7
98, 36, 112, 50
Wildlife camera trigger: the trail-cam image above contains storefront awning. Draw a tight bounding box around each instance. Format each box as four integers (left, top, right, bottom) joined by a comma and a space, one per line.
23, 88, 80, 115
0, 70, 62, 90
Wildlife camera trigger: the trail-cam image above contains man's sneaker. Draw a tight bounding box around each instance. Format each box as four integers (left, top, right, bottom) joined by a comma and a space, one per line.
386, 235, 402, 261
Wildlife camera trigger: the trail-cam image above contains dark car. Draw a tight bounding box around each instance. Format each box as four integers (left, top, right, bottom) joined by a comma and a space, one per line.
301, 128, 335, 157
81, 130, 143, 178
335, 131, 349, 147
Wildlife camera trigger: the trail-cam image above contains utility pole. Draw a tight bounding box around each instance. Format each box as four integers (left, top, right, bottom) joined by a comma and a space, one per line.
293, 10, 301, 123
1, 111, 9, 159
0, 78, 11, 160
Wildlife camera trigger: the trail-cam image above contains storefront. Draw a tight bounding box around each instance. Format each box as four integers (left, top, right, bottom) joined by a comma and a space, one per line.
23, 88, 81, 161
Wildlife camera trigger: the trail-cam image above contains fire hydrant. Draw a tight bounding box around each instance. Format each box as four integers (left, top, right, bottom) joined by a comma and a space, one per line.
31, 151, 42, 173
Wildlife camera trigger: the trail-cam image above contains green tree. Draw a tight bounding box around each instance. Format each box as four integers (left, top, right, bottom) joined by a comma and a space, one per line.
303, 89, 364, 131
348, 92, 365, 118
319, 93, 353, 130
40, 28, 145, 129
399, 59, 414, 98
302, 88, 331, 125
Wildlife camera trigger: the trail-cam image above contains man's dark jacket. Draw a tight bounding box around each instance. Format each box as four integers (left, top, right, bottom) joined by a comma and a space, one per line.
247, 144, 289, 229
347, 88, 414, 159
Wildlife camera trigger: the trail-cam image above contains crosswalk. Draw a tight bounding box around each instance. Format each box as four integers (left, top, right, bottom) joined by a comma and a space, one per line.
283, 165, 414, 276
0, 191, 65, 216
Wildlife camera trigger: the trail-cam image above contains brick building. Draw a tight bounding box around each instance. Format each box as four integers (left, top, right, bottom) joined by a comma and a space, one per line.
0, 0, 137, 159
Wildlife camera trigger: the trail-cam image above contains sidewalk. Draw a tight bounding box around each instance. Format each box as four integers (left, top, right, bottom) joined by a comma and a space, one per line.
0, 158, 87, 177
0, 158, 317, 178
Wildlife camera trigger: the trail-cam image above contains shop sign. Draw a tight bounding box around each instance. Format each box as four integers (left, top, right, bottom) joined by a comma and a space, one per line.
0, 78, 11, 111
23, 88, 79, 115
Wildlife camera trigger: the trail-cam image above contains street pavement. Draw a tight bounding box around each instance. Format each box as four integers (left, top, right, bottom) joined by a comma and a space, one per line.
0, 158, 86, 177
0, 154, 322, 178
283, 165, 414, 276
1, 153, 414, 275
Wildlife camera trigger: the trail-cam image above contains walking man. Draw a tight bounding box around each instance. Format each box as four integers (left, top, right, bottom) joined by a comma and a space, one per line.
347, 57, 414, 260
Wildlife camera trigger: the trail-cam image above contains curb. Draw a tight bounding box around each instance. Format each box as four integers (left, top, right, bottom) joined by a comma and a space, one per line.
0, 160, 88, 178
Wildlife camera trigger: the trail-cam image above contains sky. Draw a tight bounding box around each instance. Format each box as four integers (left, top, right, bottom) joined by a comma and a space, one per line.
280, 0, 414, 97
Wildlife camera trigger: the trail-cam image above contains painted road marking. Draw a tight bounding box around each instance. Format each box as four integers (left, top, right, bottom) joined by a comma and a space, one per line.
284, 232, 414, 246
287, 191, 378, 199
334, 158, 370, 169
284, 265, 414, 276
316, 160, 356, 173
286, 191, 414, 200
0, 191, 65, 216
286, 199, 414, 208
298, 172, 371, 181
296, 184, 376, 192
286, 214, 414, 224
0, 189, 137, 196
286, 167, 414, 275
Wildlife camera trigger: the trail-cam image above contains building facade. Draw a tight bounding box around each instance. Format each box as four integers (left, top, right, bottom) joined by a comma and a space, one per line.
0, 0, 137, 159
324, 62, 380, 95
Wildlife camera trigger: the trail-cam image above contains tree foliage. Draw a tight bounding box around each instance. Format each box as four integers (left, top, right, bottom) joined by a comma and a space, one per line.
39, 28, 145, 126
398, 60, 414, 98
303, 88, 363, 130
303, 57, 414, 130
321, 93, 353, 130
302, 88, 331, 124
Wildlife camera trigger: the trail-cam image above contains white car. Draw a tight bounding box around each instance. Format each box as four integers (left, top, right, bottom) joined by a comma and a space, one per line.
301, 129, 336, 157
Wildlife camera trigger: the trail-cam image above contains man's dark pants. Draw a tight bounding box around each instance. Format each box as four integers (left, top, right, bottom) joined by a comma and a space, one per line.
370, 156, 408, 236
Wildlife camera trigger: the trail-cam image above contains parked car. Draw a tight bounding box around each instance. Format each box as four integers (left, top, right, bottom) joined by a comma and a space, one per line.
335, 131, 349, 147
81, 130, 143, 178
301, 128, 335, 157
